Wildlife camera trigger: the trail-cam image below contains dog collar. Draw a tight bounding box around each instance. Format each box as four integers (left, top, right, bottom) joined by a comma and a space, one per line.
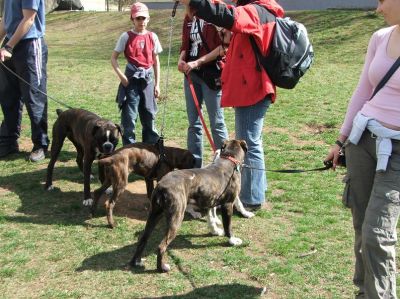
220, 155, 242, 172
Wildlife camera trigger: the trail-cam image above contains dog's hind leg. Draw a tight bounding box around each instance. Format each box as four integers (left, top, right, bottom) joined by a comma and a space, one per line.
207, 208, 224, 236
157, 205, 185, 273
105, 187, 124, 228
45, 121, 67, 191
234, 196, 255, 218
221, 202, 242, 246
130, 201, 164, 268
91, 180, 111, 217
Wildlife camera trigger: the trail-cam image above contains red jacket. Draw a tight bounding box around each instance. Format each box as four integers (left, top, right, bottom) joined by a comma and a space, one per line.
190, 0, 284, 107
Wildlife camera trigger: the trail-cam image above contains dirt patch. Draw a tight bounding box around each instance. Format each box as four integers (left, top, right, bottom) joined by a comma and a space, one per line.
109, 180, 150, 224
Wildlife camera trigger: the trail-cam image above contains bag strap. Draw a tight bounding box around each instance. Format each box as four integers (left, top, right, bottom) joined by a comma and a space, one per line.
196, 18, 211, 53
369, 56, 400, 100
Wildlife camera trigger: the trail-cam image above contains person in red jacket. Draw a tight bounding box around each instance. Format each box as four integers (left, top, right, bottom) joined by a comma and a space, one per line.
178, 0, 284, 210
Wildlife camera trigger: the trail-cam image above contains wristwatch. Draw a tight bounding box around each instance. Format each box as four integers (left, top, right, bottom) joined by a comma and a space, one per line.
4, 44, 13, 54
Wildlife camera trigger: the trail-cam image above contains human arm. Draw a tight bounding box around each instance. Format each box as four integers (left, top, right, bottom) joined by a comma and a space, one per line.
111, 50, 129, 87
178, 50, 188, 73
153, 53, 161, 98
186, 45, 224, 71
1, 8, 37, 61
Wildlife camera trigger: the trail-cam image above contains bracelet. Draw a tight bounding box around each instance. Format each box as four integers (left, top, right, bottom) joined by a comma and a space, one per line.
335, 140, 344, 148
4, 44, 13, 54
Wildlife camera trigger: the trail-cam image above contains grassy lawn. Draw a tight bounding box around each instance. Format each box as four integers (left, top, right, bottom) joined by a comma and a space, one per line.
0, 8, 393, 299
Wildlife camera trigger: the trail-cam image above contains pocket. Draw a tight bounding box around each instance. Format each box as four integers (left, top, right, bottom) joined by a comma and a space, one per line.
342, 174, 352, 208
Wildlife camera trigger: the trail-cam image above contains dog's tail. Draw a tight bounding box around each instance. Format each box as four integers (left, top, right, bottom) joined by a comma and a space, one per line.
56, 109, 63, 116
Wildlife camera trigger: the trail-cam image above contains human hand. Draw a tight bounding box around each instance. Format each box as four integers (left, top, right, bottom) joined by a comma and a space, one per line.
324, 144, 342, 170
154, 85, 160, 98
0, 47, 12, 62
120, 75, 129, 87
178, 60, 187, 73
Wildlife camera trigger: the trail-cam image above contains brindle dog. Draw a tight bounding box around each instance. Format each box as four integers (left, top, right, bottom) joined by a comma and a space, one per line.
130, 139, 247, 272
92, 142, 195, 228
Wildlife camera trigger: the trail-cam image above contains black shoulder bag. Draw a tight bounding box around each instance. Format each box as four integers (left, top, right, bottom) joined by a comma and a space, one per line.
337, 56, 400, 167
192, 19, 223, 90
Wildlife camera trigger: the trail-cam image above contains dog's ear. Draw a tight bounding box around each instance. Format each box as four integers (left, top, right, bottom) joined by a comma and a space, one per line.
239, 140, 248, 153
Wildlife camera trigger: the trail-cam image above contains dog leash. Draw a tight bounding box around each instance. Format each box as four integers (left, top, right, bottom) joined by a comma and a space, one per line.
186, 74, 217, 152
158, 2, 180, 139
0, 60, 74, 109
242, 161, 333, 173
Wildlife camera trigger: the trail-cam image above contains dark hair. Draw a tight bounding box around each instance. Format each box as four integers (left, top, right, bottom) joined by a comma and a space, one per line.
236, 0, 255, 6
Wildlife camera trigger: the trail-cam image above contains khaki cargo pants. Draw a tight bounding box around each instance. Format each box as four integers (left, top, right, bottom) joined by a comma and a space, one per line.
343, 130, 400, 299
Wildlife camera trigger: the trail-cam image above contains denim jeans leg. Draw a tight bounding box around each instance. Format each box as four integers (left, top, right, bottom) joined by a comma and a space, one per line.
202, 81, 228, 149
184, 73, 204, 168
235, 97, 271, 205
121, 82, 140, 146
138, 98, 159, 144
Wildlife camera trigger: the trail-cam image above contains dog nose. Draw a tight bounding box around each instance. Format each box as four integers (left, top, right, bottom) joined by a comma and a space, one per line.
102, 142, 114, 154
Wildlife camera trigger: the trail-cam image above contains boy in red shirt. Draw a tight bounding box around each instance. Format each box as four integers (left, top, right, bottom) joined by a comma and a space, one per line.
111, 2, 162, 145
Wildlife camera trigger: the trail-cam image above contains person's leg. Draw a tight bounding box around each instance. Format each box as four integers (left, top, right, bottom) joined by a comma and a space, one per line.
202, 81, 228, 150
0, 55, 22, 156
345, 131, 377, 297
14, 38, 49, 158
138, 81, 159, 144
184, 73, 204, 168
235, 96, 271, 207
120, 80, 140, 146
361, 137, 400, 299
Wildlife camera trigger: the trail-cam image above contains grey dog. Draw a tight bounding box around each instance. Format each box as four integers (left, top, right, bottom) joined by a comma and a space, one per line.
129, 139, 247, 273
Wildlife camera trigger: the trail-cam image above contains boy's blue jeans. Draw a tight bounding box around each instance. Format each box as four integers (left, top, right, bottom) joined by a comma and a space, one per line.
184, 72, 228, 168
120, 79, 159, 145
235, 96, 271, 206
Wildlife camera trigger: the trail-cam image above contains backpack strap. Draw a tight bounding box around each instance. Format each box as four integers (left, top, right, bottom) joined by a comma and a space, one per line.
249, 4, 277, 72
196, 18, 211, 52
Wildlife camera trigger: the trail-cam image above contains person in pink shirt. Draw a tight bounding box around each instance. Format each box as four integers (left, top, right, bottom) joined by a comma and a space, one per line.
325, 0, 400, 297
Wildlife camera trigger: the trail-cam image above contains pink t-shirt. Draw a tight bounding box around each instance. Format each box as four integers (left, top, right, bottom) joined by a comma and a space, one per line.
340, 26, 400, 136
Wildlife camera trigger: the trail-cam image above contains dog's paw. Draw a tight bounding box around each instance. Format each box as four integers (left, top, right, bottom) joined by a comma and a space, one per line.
46, 185, 54, 191
83, 198, 93, 206
240, 210, 255, 218
130, 258, 145, 268
159, 263, 171, 273
229, 236, 243, 246
210, 227, 224, 236
105, 187, 113, 196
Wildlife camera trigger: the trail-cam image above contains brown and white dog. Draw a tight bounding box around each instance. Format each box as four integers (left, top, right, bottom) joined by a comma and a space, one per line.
45, 108, 121, 206
92, 142, 195, 228
130, 139, 247, 273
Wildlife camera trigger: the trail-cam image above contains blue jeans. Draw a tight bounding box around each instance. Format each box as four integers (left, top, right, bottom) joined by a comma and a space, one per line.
184, 72, 228, 168
120, 79, 159, 145
235, 96, 271, 205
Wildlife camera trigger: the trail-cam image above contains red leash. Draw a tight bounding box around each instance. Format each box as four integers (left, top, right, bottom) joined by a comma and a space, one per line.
186, 74, 217, 152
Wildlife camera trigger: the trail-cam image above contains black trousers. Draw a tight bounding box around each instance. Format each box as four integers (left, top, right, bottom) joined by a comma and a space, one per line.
0, 37, 49, 149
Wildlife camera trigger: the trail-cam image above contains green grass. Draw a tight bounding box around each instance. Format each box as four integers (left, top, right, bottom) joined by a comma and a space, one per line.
0, 8, 394, 299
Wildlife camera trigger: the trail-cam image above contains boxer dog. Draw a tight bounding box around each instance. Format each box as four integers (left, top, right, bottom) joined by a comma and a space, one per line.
129, 139, 247, 273
45, 108, 121, 206
92, 142, 195, 228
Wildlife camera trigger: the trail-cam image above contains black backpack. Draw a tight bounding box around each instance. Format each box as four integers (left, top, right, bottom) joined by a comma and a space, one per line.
250, 4, 314, 89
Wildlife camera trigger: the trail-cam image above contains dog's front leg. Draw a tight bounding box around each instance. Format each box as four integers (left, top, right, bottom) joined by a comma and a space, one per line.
82, 152, 95, 206
234, 197, 255, 218
221, 202, 242, 246
145, 178, 154, 199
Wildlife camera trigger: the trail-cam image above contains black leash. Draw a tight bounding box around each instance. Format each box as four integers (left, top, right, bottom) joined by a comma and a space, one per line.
0, 60, 73, 109
242, 160, 333, 173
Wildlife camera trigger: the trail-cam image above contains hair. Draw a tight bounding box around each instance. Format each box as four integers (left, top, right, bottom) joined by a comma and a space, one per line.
236, 0, 255, 6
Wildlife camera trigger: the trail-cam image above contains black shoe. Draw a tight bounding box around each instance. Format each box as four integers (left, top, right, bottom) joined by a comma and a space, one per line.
0, 142, 19, 158
242, 203, 262, 212
28, 148, 46, 162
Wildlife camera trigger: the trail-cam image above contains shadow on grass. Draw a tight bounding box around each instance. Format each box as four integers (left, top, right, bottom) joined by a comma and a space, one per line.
1, 163, 151, 227
76, 228, 228, 272
141, 283, 263, 299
